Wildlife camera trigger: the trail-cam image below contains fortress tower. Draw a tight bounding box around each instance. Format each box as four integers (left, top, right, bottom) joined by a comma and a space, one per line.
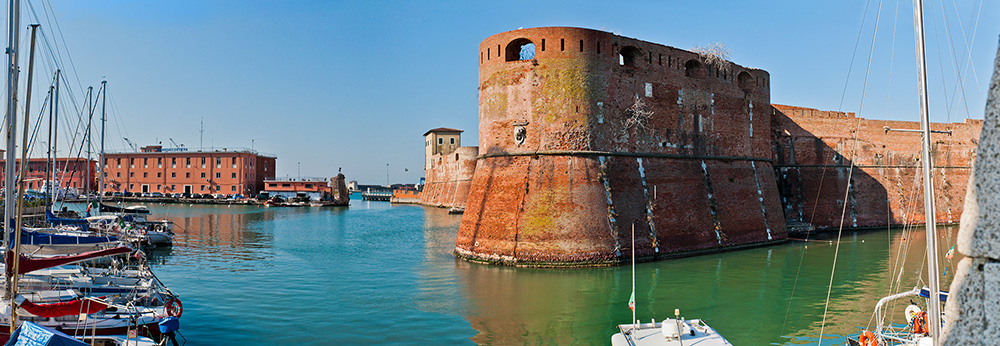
456, 27, 787, 265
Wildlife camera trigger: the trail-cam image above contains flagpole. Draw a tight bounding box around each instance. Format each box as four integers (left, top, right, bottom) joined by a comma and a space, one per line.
631, 223, 635, 328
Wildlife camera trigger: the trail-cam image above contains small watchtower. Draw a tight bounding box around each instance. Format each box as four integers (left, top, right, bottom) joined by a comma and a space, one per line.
423, 128, 463, 170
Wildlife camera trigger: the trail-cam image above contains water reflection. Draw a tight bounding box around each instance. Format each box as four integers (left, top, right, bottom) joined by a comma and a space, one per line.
147, 204, 278, 272
434, 218, 960, 345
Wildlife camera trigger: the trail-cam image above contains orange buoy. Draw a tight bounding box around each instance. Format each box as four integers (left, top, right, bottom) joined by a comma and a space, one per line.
911, 311, 929, 335
858, 330, 877, 346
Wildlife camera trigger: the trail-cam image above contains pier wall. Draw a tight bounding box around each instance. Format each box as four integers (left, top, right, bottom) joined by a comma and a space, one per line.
421, 146, 479, 209
457, 27, 785, 265
772, 104, 981, 229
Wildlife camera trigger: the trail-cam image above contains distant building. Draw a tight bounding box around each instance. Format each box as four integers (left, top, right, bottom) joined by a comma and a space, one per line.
423, 128, 463, 171
263, 178, 332, 201
347, 180, 359, 192
0, 157, 97, 193
102, 145, 276, 196
421, 128, 478, 208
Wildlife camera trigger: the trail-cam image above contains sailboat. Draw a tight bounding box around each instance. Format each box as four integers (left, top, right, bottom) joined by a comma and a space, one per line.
845, 0, 949, 345
0, 4, 183, 345
610, 225, 732, 346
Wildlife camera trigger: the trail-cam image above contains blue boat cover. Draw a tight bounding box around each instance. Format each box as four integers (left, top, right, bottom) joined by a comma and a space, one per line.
3, 321, 89, 346
159, 316, 180, 333
918, 287, 949, 302
19, 229, 116, 245
44, 210, 89, 231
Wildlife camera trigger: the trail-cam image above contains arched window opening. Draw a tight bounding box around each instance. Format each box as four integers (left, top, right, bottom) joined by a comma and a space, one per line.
506, 38, 535, 61
619, 46, 640, 67
685, 60, 704, 78
737, 71, 754, 91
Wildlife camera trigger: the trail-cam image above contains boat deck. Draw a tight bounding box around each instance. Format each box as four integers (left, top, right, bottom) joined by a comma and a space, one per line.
612, 320, 731, 346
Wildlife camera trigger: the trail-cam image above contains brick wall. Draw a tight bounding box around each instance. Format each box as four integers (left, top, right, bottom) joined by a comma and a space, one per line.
421, 146, 478, 208
772, 104, 981, 229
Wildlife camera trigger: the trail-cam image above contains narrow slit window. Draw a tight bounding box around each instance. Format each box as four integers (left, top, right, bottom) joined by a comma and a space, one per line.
560, 38, 564, 51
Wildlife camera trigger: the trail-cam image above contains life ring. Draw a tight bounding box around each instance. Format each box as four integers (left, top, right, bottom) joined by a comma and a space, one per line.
166, 298, 183, 318
911, 311, 929, 335
858, 330, 877, 346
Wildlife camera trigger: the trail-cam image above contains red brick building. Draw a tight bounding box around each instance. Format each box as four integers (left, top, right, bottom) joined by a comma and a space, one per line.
101, 146, 276, 196
0, 157, 97, 192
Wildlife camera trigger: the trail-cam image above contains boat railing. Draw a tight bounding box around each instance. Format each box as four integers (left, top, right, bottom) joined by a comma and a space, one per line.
874, 288, 921, 336
617, 324, 638, 346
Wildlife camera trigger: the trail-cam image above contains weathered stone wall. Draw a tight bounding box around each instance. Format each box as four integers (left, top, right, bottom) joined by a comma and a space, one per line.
772, 104, 981, 229
940, 37, 999, 345
421, 146, 479, 209
457, 27, 785, 266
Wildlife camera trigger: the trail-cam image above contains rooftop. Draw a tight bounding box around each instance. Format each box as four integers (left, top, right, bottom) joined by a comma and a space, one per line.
423, 127, 463, 136
104, 146, 277, 158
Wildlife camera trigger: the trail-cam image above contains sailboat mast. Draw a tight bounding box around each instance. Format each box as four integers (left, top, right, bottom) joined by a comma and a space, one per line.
10, 23, 41, 335
51, 70, 59, 204
911, 0, 942, 344
98, 80, 106, 209
2, 0, 22, 307
45, 85, 52, 208
85, 86, 92, 202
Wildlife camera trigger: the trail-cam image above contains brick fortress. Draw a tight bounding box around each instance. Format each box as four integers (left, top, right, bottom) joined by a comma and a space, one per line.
421, 27, 981, 266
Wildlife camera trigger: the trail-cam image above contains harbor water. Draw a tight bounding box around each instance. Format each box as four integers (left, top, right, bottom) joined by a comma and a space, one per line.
83, 195, 959, 345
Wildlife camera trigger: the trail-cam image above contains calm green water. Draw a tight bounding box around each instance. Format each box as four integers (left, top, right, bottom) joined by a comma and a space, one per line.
73, 196, 959, 345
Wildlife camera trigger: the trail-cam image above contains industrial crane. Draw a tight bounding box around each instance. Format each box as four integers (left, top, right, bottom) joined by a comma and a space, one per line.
122, 137, 138, 152
168, 138, 185, 149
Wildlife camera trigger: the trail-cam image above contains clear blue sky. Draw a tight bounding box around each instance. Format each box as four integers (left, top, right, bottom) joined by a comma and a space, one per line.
16, 0, 999, 185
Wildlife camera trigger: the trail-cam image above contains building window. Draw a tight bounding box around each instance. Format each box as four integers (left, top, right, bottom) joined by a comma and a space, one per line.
171, 172, 176, 178
232, 172, 236, 179
130, 158, 134, 168
130, 184, 134, 189
143, 172, 148, 178
157, 184, 161, 190
231, 186, 236, 192
130, 172, 134, 177
201, 157, 206, 168
450, 138, 455, 145
117, 172, 121, 178
282, 183, 290, 187
269, 183, 277, 187
172, 158, 176, 168
157, 158, 162, 168
201, 185, 205, 191
143, 158, 148, 168
116, 158, 121, 168
216, 172, 221, 179
157, 172, 161, 178
186, 173, 191, 178
438, 138, 443, 144
201, 172, 206, 178
171, 184, 176, 190
186, 158, 191, 168
232, 157, 237, 168
305, 184, 312, 188
216, 157, 221, 168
